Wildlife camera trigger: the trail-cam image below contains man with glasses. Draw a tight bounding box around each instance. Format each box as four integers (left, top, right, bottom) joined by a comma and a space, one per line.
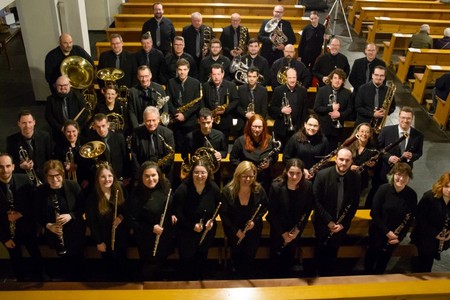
258, 5, 296, 66
135, 31, 167, 85
164, 36, 197, 80
199, 39, 231, 83
220, 13, 250, 61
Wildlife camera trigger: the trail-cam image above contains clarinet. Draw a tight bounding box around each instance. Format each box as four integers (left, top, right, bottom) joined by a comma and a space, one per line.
50, 194, 67, 256
199, 202, 222, 245
6, 189, 16, 240
153, 189, 172, 257
277, 212, 308, 254
438, 215, 450, 254
323, 204, 352, 246
237, 204, 262, 245
383, 212, 412, 251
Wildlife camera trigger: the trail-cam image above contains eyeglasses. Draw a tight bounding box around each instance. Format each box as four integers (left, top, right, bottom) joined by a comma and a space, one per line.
47, 174, 62, 179
241, 175, 255, 179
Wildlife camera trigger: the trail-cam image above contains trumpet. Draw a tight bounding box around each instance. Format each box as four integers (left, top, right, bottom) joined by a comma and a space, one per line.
50, 194, 67, 256
65, 147, 77, 181
329, 91, 342, 128
111, 189, 119, 251
18, 146, 42, 187
153, 189, 172, 257
281, 92, 294, 131
237, 204, 262, 245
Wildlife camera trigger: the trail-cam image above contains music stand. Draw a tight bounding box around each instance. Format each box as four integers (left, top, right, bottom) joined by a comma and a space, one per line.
328, 0, 352, 42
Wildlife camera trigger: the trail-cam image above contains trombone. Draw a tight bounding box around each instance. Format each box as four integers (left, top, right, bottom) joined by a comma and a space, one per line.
18, 146, 42, 187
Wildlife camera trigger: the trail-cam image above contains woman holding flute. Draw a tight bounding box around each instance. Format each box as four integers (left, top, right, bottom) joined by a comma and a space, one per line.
85, 163, 128, 280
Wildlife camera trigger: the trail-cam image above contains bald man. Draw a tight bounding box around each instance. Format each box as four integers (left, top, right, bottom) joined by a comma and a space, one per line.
45, 33, 94, 94
270, 44, 311, 88
219, 13, 250, 60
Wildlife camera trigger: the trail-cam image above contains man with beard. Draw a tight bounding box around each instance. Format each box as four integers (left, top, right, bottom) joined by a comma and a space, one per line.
135, 31, 167, 85
313, 38, 350, 87
199, 39, 231, 83
164, 36, 197, 80
241, 38, 271, 86
128, 65, 168, 130
270, 44, 311, 88
45, 75, 88, 143
140, 2, 175, 56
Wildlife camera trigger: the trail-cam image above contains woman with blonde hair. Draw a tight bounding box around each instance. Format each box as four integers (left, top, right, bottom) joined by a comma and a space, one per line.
220, 161, 268, 277
412, 172, 450, 272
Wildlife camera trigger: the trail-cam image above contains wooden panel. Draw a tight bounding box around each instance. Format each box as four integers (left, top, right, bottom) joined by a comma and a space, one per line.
366, 17, 449, 43
434, 93, 450, 129
411, 65, 450, 104
121, 3, 305, 17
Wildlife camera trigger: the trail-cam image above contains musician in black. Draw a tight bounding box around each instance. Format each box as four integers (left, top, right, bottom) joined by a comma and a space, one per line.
312, 148, 361, 276
199, 39, 231, 83
270, 44, 311, 89
85, 164, 129, 281
135, 31, 167, 85
298, 11, 327, 71
364, 163, 417, 274
236, 67, 268, 133
34, 160, 86, 280
164, 36, 198, 80
131, 106, 175, 179
411, 172, 450, 272
269, 68, 309, 148
230, 114, 278, 192
267, 158, 314, 277
128, 65, 168, 130
283, 114, 328, 180
312, 38, 350, 87
45, 75, 87, 143
220, 161, 268, 278
172, 159, 221, 280
314, 68, 353, 153
6, 110, 53, 183
140, 3, 175, 56
241, 38, 271, 86
182, 12, 214, 70
202, 63, 239, 141
0, 153, 45, 281
220, 13, 249, 61
166, 58, 202, 151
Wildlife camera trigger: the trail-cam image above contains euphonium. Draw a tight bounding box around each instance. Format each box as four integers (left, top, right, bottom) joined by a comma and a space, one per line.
212, 89, 229, 124
264, 18, 288, 47
157, 134, 175, 167
371, 81, 396, 134
18, 146, 42, 187
160, 84, 203, 126
281, 92, 294, 131
65, 147, 77, 181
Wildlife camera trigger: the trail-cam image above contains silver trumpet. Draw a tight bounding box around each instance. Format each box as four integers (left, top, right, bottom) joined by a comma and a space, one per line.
282, 92, 294, 131
18, 146, 42, 186
329, 92, 342, 129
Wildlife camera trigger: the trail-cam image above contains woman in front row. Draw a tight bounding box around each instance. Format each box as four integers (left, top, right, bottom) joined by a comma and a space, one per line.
130, 161, 175, 280
267, 158, 314, 277
220, 161, 268, 278
412, 172, 450, 272
173, 159, 221, 280
364, 162, 417, 274
85, 163, 129, 281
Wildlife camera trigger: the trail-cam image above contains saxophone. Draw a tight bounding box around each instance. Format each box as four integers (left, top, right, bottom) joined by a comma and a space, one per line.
154, 89, 170, 111
157, 134, 175, 167
370, 81, 396, 134
212, 88, 229, 124
160, 84, 203, 126
202, 26, 213, 57
238, 26, 248, 53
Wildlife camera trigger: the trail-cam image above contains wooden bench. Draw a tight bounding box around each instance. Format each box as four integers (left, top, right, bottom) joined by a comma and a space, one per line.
348, 0, 447, 25
354, 7, 450, 35
434, 93, 450, 130
114, 14, 309, 31
127, 0, 298, 4
121, 3, 306, 17
366, 17, 449, 43
411, 65, 450, 104
381, 33, 441, 67
395, 48, 450, 83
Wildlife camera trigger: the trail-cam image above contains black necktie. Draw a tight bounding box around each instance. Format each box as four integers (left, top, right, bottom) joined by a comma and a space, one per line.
337, 176, 344, 218
150, 134, 156, 156
115, 55, 120, 69
146, 52, 150, 66
62, 97, 69, 120
233, 28, 238, 48
103, 137, 111, 161
156, 22, 161, 47
400, 132, 406, 153
25, 139, 34, 159
366, 62, 371, 83
374, 87, 380, 109
196, 30, 201, 58
6, 183, 14, 208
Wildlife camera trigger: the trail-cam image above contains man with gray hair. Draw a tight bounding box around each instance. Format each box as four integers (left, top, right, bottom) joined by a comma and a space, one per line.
409, 24, 433, 49
434, 27, 450, 49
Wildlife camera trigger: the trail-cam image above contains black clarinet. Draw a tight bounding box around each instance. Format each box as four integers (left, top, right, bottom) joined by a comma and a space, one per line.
277, 212, 308, 255
323, 204, 352, 246
50, 194, 67, 256
382, 212, 412, 252
438, 215, 450, 254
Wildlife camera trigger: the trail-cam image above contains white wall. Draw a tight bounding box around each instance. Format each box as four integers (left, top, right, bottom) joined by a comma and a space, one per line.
0, 0, 14, 10
85, 0, 123, 30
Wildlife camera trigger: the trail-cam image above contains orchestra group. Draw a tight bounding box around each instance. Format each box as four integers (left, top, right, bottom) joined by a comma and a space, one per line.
1, 3, 450, 282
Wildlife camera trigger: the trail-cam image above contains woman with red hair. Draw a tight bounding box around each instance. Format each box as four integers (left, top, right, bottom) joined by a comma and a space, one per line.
230, 114, 278, 191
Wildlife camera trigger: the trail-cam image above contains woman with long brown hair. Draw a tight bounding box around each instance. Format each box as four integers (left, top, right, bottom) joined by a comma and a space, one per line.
412, 172, 450, 272
220, 161, 268, 278
85, 163, 128, 280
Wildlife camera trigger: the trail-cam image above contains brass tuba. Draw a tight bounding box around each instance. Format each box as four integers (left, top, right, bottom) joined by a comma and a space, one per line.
264, 18, 288, 47
370, 81, 396, 134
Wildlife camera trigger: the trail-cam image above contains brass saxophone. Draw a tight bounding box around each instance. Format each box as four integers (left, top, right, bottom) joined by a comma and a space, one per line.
154, 89, 170, 111
18, 146, 43, 187
238, 25, 248, 53
202, 26, 213, 57
212, 88, 229, 124
371, 81, 396, 134
237, 204, 262, 245
383, 212, 412, 251
50, 194, 67, 256
281, 92, 294, 131
157, 134, 175, 167
65, 147, 77, 181
160, 84, 203, 126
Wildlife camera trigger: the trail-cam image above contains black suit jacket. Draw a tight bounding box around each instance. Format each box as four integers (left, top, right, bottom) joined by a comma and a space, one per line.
241, 54, 271, 86
6, 130, 53, 180
220, 25, 250, 60
355, 82, 396, 125
183, 128, 228, 160
135, 48, 167, 85
258, 19, 296, 65
164, 52, 198, 80
141, 17, 176, 55
236, 83, 268, 131
0, 174, 35, 242
182, 25, 215, 66
312, 53, 351, 87
97, 50, 137, 88
128, 82, 167, 129
348, 57, 385, 94
270, 57, 312, 88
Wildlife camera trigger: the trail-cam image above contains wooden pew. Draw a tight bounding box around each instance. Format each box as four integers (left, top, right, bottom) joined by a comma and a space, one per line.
348, 0, 446, 25
395, 48, 450, 83
121, 3, 306, 17
411, 65, 450, 104
114, 14, 309, 31
354, 7, 450, 35
381, 33, 441, 67
367, 17, 449, 43
434, 93, 450, 130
